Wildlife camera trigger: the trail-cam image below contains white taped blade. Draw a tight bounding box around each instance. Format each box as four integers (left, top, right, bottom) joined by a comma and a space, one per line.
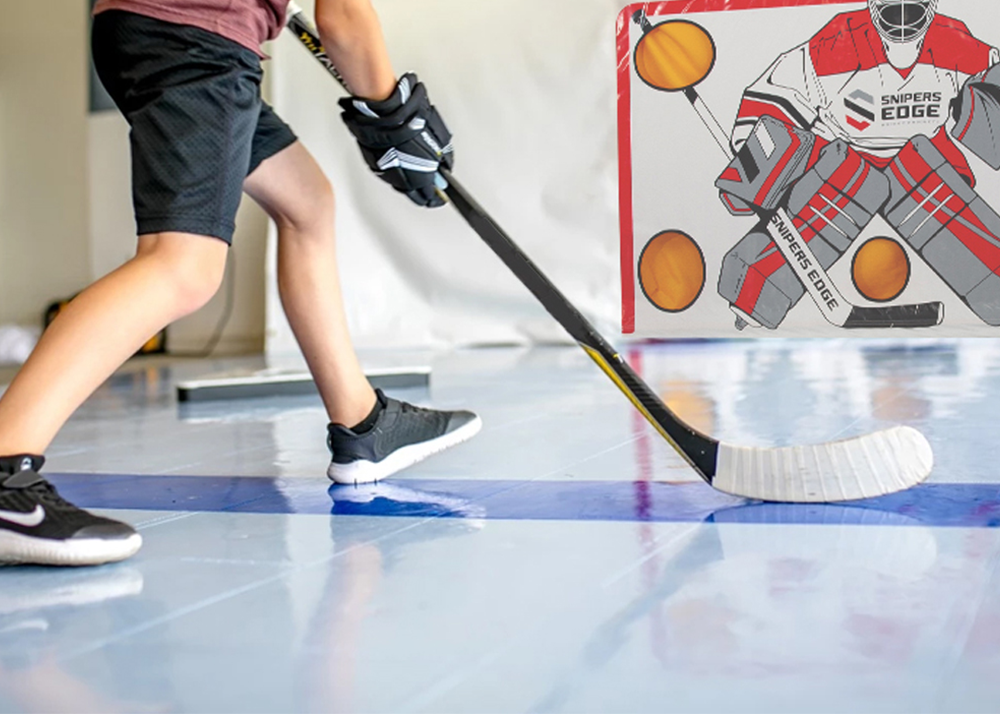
713, 426, 933, 502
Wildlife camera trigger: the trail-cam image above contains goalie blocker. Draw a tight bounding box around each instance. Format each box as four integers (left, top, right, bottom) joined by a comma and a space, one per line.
717, 118, 890, 329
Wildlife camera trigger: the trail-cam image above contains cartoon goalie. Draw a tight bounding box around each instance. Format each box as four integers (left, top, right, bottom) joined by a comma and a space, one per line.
715, 0, 1000, 329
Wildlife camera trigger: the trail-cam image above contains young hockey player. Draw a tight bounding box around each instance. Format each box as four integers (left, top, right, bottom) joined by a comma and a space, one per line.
0, 0, 481, 566
716, 0, 1000, 329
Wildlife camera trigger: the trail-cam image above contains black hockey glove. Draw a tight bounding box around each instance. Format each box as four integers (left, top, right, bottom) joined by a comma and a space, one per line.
339, 73, 453, 208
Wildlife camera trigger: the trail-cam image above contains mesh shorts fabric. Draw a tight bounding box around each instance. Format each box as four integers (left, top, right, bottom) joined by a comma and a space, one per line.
92, 10, 297, 243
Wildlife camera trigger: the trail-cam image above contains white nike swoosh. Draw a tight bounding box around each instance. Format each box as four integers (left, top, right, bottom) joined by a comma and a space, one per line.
0, 505, 45, 528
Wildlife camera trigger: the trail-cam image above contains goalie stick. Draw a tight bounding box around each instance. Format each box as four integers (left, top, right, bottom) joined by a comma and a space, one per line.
631, 11, 944, 330
286, 2, 933, 502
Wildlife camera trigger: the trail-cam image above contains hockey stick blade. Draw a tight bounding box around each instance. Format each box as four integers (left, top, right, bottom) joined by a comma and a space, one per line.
713, 426, 932, 502
287, 4, 934, 501
843, 302, 944, 329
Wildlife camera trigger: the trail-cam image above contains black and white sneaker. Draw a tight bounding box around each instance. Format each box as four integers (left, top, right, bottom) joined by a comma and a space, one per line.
327, 390, 481, 485
0, 456, 142, 566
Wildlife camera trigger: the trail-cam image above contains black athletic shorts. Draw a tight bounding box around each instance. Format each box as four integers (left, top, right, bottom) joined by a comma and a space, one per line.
92, 10, 298, 243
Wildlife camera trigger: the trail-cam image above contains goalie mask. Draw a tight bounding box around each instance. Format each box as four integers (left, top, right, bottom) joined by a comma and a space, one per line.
868, 0, 938, 68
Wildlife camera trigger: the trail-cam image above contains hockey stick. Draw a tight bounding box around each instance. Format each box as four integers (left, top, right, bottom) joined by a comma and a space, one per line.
286, 2, 933, 502
631, 11, 943, 330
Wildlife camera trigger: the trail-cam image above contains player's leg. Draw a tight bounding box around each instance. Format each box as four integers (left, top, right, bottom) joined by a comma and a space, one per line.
0, 232, 225, 565
243, 141, 375, 428
0, 10, 267, 566
884, 134, 1000, 325
0, 233, 227, 455
242, 120, 481, 485
718, 130, 889, 328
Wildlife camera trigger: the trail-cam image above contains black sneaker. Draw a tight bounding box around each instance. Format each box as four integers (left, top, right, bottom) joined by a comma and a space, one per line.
326, 390, 481, 484
0, 456, 142, 566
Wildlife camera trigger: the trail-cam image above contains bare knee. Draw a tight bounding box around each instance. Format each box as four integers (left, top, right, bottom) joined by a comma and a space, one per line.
136, 232, 229, 315
271, 174, 336, 236
245, 142, 337, 237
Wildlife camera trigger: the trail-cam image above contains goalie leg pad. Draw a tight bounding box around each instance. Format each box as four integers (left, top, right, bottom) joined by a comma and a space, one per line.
951, 64, 1000, 171
786, 139, 890, 254
885, 136, 979, 251
965, 275, 1000, 326
718, 140, 887, 328
718, 228, 793, 330
715, 116, 815, 212
719, 222, 843, 329
885, 135, 1000, 325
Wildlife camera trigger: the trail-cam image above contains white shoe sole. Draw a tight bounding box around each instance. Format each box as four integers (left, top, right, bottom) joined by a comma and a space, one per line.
327, 416, 483, 485
0, 531, 143, 567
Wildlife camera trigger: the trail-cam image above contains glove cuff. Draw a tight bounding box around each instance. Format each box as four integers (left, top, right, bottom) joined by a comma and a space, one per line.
343, 73, 418, 119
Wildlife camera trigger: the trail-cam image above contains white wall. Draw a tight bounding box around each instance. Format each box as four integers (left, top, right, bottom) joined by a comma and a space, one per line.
0, 0, 269, 353
0, 1, 268, 353
0, 1, 92, 328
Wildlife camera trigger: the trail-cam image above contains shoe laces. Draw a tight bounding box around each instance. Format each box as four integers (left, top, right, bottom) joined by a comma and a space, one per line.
398, 400, 432, 416
399, 401, 418, 415
1, 471, 74, 510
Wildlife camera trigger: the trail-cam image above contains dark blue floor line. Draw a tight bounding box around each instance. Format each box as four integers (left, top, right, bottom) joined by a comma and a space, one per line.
47, 473, 1000, 528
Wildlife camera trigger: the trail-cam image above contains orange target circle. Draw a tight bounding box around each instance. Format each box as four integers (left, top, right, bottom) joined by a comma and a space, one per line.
638, 230, 705, 312
852, 237, 911, 303
634, 20, 716, 92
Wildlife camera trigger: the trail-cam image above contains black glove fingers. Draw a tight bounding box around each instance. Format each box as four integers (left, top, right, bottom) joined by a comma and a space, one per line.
341, 73, 453, 208
407, 186, 446, 208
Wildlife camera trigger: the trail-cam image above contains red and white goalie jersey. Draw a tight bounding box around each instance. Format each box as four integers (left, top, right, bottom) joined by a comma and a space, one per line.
731, 10, 999, 178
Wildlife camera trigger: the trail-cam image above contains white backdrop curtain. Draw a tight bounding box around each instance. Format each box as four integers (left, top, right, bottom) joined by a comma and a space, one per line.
265, 0, 624, 354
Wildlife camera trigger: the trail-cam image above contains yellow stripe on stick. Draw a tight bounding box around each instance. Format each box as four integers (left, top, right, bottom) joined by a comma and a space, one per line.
580, 345, 683, 454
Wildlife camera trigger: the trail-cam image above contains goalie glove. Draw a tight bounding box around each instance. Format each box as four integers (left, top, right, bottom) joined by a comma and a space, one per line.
340, 73, 454, 207
951, 64, 1000, 171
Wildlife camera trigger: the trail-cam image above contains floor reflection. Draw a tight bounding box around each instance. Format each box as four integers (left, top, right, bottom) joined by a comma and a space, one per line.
293, 485, 485, 713
0, 566, 167, 714
4, 342, 998, 711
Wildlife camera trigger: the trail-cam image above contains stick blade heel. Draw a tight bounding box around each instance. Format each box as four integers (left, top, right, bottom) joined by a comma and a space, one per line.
842, 302, 944, 329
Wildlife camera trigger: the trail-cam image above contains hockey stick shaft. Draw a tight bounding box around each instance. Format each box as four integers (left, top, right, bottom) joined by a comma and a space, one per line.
286, 4, 351, 91
442, 177, 718, 477
683, 87, 731, 158
285, 3, 719, 479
